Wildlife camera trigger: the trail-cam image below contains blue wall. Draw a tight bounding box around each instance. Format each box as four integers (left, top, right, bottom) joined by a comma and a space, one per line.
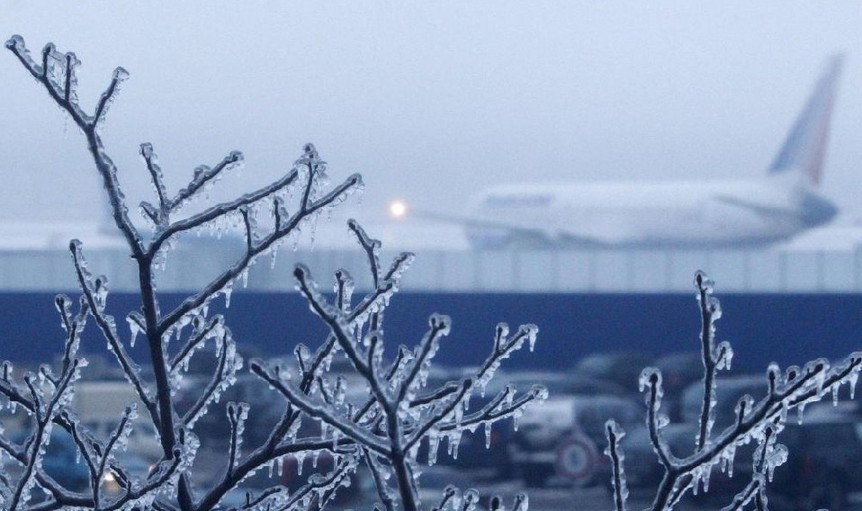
1, 292, 860, 373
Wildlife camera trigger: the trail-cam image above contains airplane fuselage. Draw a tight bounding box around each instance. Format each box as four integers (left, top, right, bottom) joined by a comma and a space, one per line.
465, 180, 837, 249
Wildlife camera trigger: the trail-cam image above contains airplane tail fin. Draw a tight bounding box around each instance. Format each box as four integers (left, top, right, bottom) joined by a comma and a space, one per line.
769, 54, 844, 186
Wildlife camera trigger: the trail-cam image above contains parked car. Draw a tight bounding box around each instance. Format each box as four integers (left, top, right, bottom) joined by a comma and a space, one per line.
12, 428, 90, 492
680, 375, 767, 429
508, 392, 642, 487
7, 427, 154, 500
423, 368, 632, 481
176, 372, 285, 448
653, 352, 703, 422
573, 352, 654, 393
622, 422, 695, 489
412, 367, 515, 479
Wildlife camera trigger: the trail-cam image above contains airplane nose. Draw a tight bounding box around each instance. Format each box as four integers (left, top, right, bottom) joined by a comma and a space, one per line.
800, 194, 838, 226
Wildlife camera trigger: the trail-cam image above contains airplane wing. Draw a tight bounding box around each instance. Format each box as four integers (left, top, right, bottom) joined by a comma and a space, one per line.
407, 207, 614, 247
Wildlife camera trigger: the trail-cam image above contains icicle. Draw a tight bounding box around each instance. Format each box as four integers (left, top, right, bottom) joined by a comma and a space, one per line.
526, 325, 538, 353
224, 280, 234, 308
270, 245, 279, 269
715, 341, 734, 371
725, 443, 737, 478
512, 408, 523, 431
295, 452, 305, 475
428, 428, 440, 466
127, 312, 144, 348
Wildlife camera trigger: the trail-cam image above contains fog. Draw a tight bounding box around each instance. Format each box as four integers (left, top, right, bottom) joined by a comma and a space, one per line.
1, 2, 861, 227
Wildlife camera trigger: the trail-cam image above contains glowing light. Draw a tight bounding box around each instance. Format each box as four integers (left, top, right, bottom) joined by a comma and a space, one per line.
389, 200, 408, 219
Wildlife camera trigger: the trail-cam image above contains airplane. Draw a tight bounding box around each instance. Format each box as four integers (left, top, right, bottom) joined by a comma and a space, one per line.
392, 56, 845, 249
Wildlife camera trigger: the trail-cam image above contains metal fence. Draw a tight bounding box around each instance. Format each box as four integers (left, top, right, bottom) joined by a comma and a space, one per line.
2, 245, 862, 293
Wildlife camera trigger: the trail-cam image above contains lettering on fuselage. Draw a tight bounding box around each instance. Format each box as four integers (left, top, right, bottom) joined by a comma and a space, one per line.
483, 193, 554, 208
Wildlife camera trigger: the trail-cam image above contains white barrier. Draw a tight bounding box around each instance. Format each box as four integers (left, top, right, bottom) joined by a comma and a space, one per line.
1, 245, 861, 293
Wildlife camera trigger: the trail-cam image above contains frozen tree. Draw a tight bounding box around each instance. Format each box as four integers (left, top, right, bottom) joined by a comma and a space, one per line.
0, 36, 545, 511
604, 272, 862, 511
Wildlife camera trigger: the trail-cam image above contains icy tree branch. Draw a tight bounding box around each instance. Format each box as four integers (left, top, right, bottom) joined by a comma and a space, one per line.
70, 241, 159, 424
5, 36, 545, 511
609, 272, 862, 511
250, 361, 391, 456
605, 420, 629, 511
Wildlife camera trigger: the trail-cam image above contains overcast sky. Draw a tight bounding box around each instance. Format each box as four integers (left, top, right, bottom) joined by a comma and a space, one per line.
1, 2, 861, 226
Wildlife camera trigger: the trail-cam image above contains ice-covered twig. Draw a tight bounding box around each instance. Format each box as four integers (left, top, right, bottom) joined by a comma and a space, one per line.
194, 435, 358, 511
347, 220, 382, 288
459, 490, 480, 511
63, 415, 100, 493
157, 171, 361, 335
226, 402, 250, 477
364, 449, 397, 511
151, 168, 298, 255
430, 485, 458, 511
606, 420, 629, 511
139, 143, 170, 224
721, 426, 775, 511
104, 451, 183, 511
511, 493, 529, 511
224, 455, 355, 511
408, 381, 461, 408
181, 331, 235, 427
281, 457, 355, 511
71, 241, 158, 424
170, 151, 245, 212
334, 269, 354, 311
475, 323, 539, 393
5, 37, 87, 127
198, 291, 382, 510
8, 344, 83, 509
7, 37, 145, 255
293, 266, 379, 391
397, 315, 451, 403
404, 380, 473, 451
93, 405, 137, 509
642, 369, 673, 470
235, 487, 284, 511
0, 297, 87, 456
722, 479, 762, 511
239, 207, 254, 252
297, 144, 324, 210
92, 67, 128, 128
169, 315, 223, 372
250, 361, 390, 456
694, 271, 729, 451
436, 384, 547, 433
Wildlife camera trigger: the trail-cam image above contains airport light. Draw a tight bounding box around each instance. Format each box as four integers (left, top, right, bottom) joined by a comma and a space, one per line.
389, 199, 408, 219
